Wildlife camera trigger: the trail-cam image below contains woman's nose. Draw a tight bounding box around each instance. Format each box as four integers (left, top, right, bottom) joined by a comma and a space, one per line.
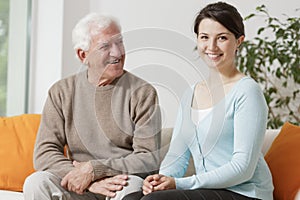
208, 39, 217, 50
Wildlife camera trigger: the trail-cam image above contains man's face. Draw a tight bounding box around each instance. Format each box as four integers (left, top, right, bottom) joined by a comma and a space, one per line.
85, 23, 125, 84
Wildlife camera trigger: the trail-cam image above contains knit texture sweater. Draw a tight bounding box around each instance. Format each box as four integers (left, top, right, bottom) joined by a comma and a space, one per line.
160, 77, 274, 200
34, 70, 161, 180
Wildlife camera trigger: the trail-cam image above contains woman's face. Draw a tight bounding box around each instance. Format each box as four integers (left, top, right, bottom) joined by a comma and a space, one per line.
197, 18, 244, 70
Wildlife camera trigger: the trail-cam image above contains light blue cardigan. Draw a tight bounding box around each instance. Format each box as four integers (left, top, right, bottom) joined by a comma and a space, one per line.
160, 77, 274, 200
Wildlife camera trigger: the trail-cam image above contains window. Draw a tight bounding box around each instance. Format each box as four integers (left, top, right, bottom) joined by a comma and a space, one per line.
0, 0, 9, 115
0, 0, 31, 116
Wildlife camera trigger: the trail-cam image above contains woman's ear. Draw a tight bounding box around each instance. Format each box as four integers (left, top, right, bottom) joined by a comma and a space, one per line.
237, 35, 245, 47
77, 49, 87, 63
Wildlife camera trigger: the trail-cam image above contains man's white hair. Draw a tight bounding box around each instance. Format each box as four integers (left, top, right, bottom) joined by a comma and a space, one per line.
72, 13, 121, 55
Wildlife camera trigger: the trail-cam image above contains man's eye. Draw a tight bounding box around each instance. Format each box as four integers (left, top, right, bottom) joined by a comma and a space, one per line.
99, 44, 110, 50
116, 38, 124, 45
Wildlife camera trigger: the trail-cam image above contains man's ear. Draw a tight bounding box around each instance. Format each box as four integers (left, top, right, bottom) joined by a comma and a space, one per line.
77, 49, 86, 63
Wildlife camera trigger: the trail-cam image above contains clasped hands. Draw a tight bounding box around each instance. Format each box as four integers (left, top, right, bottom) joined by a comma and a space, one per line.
142, 174, 176, 195
60, 160, 175, 197
61, 161, 128, 197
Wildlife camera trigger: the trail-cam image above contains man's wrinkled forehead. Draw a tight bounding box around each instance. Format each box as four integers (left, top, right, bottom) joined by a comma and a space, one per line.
91, 23, 122, 41
95, 33, 123, 45
90, 21, 120, 35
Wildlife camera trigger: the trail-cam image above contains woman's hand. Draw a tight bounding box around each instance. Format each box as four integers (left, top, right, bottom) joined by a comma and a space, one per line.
142, 174, 175, 195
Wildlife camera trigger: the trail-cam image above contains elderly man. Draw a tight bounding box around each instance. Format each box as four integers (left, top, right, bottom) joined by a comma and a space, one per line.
23, 13, 161, 200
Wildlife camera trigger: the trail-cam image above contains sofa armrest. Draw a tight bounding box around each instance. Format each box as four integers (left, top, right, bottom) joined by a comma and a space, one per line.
295, 190, 300, 200
261, 129, 280, 155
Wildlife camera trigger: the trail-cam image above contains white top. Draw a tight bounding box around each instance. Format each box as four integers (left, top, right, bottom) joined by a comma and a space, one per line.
191, 107, 213, 126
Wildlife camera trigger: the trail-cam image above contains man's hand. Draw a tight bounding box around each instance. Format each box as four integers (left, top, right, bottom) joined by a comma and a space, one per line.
61, 161, 94, 194
88, 175, 128, 197
142, 174, 175, 195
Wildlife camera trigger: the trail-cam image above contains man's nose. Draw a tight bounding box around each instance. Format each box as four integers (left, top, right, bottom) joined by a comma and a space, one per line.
110, 43, 123, 58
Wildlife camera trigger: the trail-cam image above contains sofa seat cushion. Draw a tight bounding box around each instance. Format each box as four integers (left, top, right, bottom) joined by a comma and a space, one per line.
265, 122, 300, 200
0, 190, 24, 200
0, 114, 41, 192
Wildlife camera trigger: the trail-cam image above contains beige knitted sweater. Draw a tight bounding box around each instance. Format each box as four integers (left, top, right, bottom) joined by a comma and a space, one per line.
34, 70, 161, 181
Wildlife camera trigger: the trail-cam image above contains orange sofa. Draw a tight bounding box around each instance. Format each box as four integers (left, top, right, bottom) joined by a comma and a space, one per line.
0, 114, 299, 200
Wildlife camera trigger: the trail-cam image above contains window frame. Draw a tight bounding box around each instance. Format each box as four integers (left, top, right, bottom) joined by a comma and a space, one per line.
6, 0, 31, 116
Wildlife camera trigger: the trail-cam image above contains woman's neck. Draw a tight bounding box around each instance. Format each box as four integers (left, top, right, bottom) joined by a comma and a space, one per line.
207, 66, 243, 87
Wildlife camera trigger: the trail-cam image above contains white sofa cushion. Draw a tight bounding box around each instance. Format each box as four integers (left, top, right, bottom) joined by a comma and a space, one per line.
0, 190, 24, 200
261, 129, 280, 155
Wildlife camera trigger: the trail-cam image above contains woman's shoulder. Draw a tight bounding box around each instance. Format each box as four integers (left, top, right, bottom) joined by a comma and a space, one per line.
236, 76, 261, 90
233, 76, 264, 97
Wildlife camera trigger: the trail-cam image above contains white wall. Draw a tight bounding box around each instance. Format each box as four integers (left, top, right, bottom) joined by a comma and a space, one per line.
28, 0, 89, 113
29, 0, 63, 113
29, 0, 299, 127
6, 0, 29, 116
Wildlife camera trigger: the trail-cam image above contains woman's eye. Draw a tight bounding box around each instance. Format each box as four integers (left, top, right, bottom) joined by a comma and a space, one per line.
218, 36, 227, 41
199, 35, 208, 40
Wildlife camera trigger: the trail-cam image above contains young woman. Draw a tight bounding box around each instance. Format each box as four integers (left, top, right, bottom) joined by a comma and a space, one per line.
122, 2, 274, 200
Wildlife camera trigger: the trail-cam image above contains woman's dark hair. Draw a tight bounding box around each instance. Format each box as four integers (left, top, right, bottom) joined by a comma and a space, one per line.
193, 2, 244, 39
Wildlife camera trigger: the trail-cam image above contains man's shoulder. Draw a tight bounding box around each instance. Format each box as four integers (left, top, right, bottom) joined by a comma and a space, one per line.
48, 72, 82, 93
116, 71, 158, 98
122, 71, 154, 89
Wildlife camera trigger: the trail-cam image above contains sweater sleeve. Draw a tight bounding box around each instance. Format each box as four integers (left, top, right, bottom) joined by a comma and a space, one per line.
174, 81, 268, 189
159, 87, 195, 177
159, 102, 193, 177
33, 85, 74, 179
90, 85, 162, 179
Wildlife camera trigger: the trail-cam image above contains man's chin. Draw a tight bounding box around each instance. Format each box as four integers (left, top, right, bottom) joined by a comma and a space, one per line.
111, 69, 124, 79
117, 68, 124, 75
105, 63, 124, 78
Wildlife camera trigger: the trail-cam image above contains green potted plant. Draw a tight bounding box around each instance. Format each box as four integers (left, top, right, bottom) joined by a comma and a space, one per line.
237, 5, 300, 129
